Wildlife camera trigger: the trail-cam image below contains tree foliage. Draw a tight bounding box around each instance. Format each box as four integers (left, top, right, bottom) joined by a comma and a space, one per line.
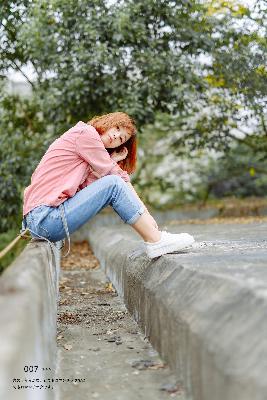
135, 112, 267, 209
0, 0, 266, 230
1, 0, 265, 134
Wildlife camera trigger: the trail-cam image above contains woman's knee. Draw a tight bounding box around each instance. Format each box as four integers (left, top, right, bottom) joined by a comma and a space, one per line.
101, 174, 125, 187
98, 175, 127, 205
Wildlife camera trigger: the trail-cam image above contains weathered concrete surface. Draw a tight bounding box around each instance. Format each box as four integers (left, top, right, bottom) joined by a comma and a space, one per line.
56, 246, 185, 399
72, 217, 267, 400
0, 241, 60, 400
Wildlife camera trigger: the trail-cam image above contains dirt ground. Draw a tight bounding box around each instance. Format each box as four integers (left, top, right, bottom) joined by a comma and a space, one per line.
56, 241, 185, 400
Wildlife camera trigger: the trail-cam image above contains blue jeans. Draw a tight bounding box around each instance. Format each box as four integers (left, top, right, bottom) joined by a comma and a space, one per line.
22, 175, 145, 244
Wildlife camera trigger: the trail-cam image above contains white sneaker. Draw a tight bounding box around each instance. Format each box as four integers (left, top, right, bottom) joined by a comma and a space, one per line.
144, 230, 195, 259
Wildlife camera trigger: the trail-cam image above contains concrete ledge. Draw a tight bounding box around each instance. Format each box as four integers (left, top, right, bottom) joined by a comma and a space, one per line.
0, 241, 60, 400
72, 215, 267, 400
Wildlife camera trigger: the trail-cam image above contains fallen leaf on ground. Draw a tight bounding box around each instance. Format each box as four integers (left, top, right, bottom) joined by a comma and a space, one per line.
64, 344, 73, 351
105, 282, 115, 292
149, 363, 166, 370
131, 359, 166, 370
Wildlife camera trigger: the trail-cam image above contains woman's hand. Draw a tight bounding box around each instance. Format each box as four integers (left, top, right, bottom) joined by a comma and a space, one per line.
110, 146, 128, 162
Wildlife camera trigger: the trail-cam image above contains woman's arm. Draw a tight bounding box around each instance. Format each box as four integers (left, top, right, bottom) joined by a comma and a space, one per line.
76, 127, 130, 183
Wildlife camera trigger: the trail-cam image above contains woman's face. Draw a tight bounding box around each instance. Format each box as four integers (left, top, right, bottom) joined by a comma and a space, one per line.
100, 126, 131, 148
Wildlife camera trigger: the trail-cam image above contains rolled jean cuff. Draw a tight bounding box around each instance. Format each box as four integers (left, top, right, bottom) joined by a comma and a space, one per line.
125, 205, 146, 225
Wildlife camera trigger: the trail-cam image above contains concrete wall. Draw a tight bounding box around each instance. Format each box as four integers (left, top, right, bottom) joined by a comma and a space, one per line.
72, 212, 267, 400
0, 241, 60, 400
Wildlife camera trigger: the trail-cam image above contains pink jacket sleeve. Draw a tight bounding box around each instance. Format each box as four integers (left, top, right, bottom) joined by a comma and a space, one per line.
75, 125, 130, 183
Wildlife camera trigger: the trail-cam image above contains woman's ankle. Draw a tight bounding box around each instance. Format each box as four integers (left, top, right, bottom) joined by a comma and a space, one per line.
143, 231, 162, 243
131, 213, 161, 243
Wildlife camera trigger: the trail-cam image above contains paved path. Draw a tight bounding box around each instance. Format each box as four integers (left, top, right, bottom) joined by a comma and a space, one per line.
55, 242, 185, 400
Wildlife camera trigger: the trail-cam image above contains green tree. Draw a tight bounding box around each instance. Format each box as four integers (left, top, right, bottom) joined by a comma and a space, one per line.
0, 0, 266, 230
0, 81, 54, 232
1, 0, 265, 139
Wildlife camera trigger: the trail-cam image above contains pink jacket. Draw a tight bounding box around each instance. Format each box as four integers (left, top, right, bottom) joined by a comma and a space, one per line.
23, 121, 130, 216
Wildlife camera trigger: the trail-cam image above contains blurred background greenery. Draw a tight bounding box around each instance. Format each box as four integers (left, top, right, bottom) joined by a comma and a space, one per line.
0, 0, 266, 270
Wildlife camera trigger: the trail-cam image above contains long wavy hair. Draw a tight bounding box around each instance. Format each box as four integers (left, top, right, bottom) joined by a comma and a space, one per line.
87, 112, 137, 175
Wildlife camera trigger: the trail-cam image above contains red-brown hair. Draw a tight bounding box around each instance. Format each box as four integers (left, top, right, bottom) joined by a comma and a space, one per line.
87, 112, 137, 175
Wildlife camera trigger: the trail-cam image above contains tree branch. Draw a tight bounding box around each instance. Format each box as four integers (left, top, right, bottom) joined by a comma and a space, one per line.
10, 60, 35, 88
0, 21, 36, 87
227, 131, 259, 151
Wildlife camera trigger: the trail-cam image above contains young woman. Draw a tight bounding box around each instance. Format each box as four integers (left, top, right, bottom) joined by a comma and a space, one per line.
21, 111, 195, 259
